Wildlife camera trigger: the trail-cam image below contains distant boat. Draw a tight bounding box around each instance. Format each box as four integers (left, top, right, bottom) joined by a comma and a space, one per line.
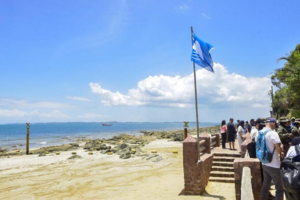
102, 123, 112, 126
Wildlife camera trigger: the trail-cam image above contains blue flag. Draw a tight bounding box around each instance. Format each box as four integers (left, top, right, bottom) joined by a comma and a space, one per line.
191, 33, 214, 72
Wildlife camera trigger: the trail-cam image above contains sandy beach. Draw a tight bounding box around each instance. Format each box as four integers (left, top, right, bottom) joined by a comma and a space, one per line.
0, 138, 236, 200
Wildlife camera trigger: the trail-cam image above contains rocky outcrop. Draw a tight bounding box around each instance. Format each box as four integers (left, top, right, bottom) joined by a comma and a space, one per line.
68, 155, 82, 159
141, 125, 220, 141
31, 143, 79, 154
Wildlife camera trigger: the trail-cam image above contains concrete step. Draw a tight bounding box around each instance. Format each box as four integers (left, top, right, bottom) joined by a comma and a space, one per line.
209, 177, 235, 183
211, 166, 234, 172
214, 152, 241, 158
213, 156, 239, 162
210, 171, 234, 178
212, 161, 233, 167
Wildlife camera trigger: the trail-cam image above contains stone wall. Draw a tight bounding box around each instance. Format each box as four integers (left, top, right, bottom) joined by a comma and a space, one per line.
233, 158, 262, 200
183, 135, 214, 195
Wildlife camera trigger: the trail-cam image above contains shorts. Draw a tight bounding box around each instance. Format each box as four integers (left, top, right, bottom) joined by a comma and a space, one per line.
228, 132, 235, 142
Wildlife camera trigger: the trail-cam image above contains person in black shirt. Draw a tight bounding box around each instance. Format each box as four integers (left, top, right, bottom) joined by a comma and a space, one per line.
227, 118, 236, 150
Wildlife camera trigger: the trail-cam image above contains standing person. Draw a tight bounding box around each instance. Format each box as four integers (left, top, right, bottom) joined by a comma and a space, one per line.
220, 120, 227, 149
244, 121, 248, 133
256, 118, 284, 200
250, 119, 255, 131
237, 120, 245, 153
291, 118, 300, 138
227, 118, 236, 150
247, 120, 252, 133
278, 117, 293, 157
249, 118, 275, 199
236, 120, 240, 130
250, 118, 261, 141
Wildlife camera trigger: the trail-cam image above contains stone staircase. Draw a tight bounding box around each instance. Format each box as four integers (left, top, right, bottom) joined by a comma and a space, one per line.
209, 152, 241, 183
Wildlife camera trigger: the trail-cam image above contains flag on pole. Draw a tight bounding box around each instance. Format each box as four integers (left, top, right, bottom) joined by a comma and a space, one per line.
191, 33, 214, 72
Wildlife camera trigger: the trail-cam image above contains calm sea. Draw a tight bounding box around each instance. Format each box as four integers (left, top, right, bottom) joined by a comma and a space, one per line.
0, 122, 218, 150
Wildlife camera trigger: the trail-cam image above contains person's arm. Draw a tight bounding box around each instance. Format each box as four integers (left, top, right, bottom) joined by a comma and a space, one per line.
275, 143, 283, 154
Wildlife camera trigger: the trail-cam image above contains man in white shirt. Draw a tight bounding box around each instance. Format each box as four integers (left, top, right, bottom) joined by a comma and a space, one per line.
255, 118, 284, 200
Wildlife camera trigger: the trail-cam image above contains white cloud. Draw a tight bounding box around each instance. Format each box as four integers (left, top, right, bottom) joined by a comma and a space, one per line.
179, 4, 189, 10
90, 63, 272, 109
38, 110, 68, 118
202, 13, 211, 20
0, 99, 74, 109
0, 109, 68, 118
0, 109, 28, 117
66, 96, 91, 102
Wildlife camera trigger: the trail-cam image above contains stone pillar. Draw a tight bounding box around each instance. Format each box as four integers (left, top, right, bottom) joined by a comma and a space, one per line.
233, 158, 262, 200
200, 133, 211, 154
183, 135, 201, 195
212, 133, 220, 147
183, 135, 214, 195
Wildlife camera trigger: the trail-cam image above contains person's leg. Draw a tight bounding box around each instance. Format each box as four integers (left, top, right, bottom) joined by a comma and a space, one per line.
237, 136, 242, 152
268, 167, 284, 200
261, 165, 272, 200
221, 133, 226, 148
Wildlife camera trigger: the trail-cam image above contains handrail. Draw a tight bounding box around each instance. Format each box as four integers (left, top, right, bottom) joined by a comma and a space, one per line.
241, 167, 254, 200
199, 140, 205, 146
199, 146, 206, 152
210, 141, 216, 147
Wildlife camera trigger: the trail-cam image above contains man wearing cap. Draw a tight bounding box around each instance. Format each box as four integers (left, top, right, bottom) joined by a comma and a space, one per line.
291, 118, 300, 137
291, 117, 296, 127
256, 118, 284, 200
278, 117, 293, 157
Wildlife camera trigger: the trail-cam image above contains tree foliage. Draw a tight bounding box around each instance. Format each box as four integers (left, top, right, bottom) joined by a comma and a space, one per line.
271, 44, 300, 117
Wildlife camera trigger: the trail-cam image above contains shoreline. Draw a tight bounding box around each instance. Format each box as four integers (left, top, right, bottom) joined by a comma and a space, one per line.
0, 125, 220, 155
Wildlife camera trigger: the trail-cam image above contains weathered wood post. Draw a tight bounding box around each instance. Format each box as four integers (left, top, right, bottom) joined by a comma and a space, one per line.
183, 121, 189, 139
26, 122, 30, 155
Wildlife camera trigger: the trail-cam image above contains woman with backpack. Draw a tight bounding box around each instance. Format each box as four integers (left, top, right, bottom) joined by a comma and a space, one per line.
220, 120, 227, 149
237, 120, 245, 153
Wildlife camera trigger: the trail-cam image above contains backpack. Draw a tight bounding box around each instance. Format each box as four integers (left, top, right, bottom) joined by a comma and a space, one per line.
280, 145, 300, 199
256, 129, 275, 163
247, 138, 256, 158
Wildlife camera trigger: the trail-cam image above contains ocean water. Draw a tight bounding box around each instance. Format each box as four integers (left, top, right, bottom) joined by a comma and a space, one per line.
0, 122, 218, 150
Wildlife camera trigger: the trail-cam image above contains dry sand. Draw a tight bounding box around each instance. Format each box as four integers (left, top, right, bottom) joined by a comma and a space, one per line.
0, 139, 235, 200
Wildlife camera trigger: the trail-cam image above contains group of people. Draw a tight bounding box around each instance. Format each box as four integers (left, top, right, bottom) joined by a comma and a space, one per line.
220, 118, 250, 151
220, 117, 300, 200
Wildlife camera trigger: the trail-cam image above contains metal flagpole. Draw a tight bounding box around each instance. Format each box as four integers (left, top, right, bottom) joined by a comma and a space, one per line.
191, 26, 200, 159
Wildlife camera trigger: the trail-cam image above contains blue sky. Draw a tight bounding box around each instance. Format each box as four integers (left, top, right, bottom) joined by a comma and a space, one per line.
0, 0, 299, 124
